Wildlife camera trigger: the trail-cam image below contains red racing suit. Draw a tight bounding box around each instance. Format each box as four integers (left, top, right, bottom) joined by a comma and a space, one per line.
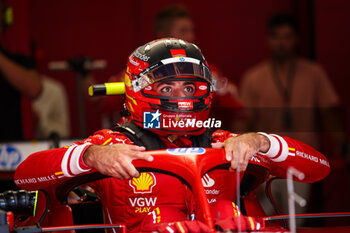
14, 129, 330, 231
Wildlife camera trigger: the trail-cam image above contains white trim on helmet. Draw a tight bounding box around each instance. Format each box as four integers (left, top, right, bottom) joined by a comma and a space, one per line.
160, 57, 201, 65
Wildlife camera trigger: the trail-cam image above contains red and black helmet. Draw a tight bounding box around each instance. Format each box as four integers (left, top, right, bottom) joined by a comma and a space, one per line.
124, 38, 213, 136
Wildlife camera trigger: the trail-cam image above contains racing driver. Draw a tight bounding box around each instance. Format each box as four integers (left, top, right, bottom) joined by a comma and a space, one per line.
14, 38, 330, 232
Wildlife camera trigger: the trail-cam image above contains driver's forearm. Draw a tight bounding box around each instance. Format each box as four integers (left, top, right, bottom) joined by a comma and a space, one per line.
83, 145, 101, 167
256, 133, 330, 182
0, 53, 42, 99
256, 133, 270, 153
14, 143, 93, 191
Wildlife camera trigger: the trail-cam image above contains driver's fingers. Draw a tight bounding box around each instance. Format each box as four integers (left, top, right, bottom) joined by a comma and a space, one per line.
125, 144, 146, 151
211, 142, 224, 148
130, 151, 154, 162
241, 149, 254, 171
230, 142, 240, 171
101, 165, 124, 180
111, 171, 123, 180
120, 158, 140, 178
225, 141, 234, 162
112, 162, 131, 180
236, 143, 248, 171
239, 150, 249, 171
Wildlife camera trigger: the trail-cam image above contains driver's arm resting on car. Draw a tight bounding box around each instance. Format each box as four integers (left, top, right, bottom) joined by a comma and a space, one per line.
212, 132, 270, 172
14, 129, 329, 192
83, 143, 153, 180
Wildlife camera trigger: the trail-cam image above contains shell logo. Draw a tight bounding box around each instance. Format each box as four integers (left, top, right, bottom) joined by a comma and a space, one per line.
129, 172, 156, 194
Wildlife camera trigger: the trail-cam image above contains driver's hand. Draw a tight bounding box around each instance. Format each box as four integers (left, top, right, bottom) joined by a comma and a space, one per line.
212, 133, 270, 172
83, 144, 153, 180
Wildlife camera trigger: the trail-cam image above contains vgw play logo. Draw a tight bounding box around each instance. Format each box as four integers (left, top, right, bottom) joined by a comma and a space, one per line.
143, 110, 221, 129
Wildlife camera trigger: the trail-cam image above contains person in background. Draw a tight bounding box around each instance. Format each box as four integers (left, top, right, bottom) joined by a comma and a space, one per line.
155, 5, 243, 129
0, 49, 42, 141
32, 76, 70, 139
154, 5, 195, 43
240, 13, 341, 219
104, 5, 242, 129
0, 0, 42, 141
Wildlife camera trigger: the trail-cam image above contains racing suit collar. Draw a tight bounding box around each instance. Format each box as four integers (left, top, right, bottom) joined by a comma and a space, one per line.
160, 135, 193, 148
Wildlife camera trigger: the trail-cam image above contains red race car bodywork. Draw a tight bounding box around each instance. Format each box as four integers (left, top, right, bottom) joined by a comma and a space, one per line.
8, 147, 350, 232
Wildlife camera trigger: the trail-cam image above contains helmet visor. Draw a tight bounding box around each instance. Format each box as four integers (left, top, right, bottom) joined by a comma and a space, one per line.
131, 61, 212, 92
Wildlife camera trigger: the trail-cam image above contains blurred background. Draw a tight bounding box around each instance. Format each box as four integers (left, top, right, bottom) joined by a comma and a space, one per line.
3, 0, 347, 138
0, 0, 350, 228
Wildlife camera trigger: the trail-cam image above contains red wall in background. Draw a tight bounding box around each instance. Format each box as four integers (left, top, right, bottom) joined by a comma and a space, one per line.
313, 0, 350, 221
5, 0, 349, 138
315, 0, 350, 133
2, 0, 34, 139
25, 0, 297, 137
2, 0, 31, 55
28, 1, 141, 137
